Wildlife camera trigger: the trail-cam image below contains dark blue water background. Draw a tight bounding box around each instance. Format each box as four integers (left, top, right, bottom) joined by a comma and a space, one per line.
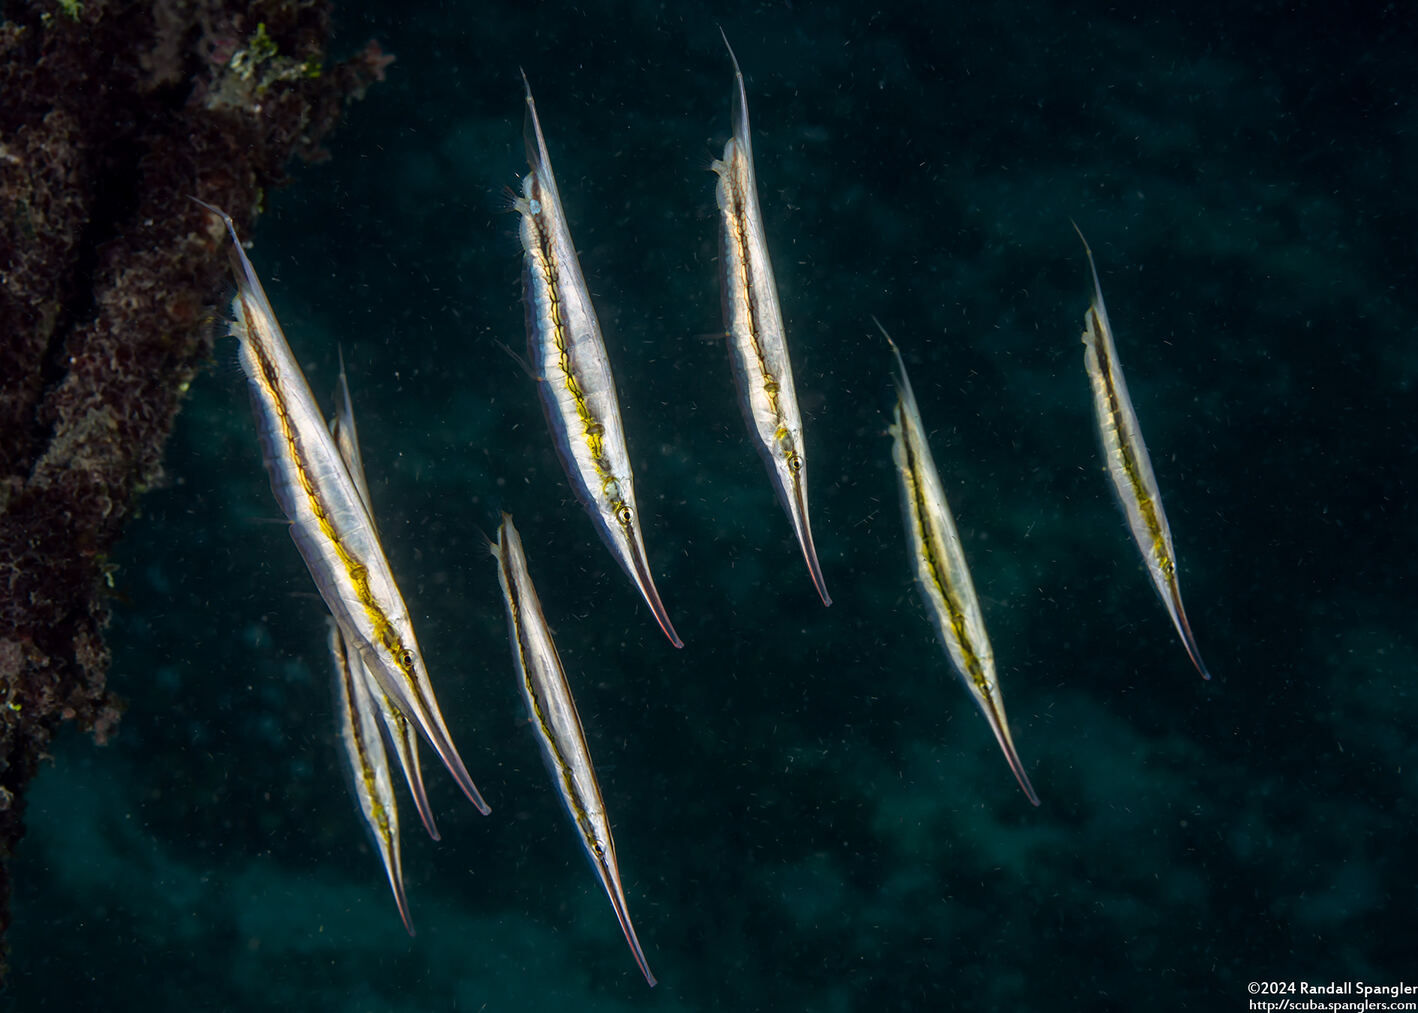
7, 1, 1416, 1009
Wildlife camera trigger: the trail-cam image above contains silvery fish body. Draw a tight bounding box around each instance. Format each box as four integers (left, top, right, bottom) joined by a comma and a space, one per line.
711, 33, 830, 606
883, 323, 1039, 806
329, 619, 414, 934
1074, 225, 1211, 681
512, 78, 681, 648
492, 513, 657, 987
329, 365, 440, 842
195, 199, 490, 815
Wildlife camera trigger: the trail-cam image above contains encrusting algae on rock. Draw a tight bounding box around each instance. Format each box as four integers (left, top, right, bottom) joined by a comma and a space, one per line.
0, 0, 393, 970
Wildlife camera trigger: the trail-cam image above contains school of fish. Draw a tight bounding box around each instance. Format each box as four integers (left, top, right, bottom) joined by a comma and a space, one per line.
193, 33, 1212, 989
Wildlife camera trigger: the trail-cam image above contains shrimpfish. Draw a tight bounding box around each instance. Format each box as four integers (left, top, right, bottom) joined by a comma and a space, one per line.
711, 33, 831, 606
194, 199, 491, 816
1074, 224, 1212, 681
492, 512, 658, 987
510, 77, 682, 648
882, 321, 1039, 805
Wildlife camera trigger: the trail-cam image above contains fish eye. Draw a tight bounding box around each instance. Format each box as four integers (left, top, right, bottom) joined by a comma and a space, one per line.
786, 452, 803, 473
399, 649, 415, 669
616, 505, 633, 526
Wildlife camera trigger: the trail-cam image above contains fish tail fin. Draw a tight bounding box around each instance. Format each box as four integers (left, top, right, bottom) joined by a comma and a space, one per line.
1170, 588, 1213, 681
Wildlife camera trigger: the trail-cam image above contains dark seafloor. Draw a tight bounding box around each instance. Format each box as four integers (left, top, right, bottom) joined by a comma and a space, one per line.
6, 1, 1415, 1010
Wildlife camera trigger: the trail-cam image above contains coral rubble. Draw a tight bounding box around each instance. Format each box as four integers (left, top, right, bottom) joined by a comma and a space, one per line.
0, 0, 386, 964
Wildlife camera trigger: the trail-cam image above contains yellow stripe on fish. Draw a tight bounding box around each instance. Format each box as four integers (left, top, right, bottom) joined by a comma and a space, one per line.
194, 198, 491, 816
711, 32, 831, 607
880, 320, 1040, 806
1073, 223, 1212, 681
511, 77, 682, 648
492, 512, 658, 987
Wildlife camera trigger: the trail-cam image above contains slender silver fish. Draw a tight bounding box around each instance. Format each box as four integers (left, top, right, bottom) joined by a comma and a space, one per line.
711, 32, 831, 606
511, 76, 682, 648
329, 362, 440, 841
329, 619, 414, 935
882, 321, 1040, 806
492, 513, 658, 987
194, 199, 491, 815
1073, 225, 1211, 681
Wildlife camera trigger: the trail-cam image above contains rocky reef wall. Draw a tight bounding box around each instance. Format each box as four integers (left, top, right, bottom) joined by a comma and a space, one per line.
0, 0, 384, 958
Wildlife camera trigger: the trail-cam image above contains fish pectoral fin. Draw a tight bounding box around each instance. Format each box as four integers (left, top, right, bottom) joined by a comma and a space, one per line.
494, 184, 527, 215
495, 339, 543, 382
